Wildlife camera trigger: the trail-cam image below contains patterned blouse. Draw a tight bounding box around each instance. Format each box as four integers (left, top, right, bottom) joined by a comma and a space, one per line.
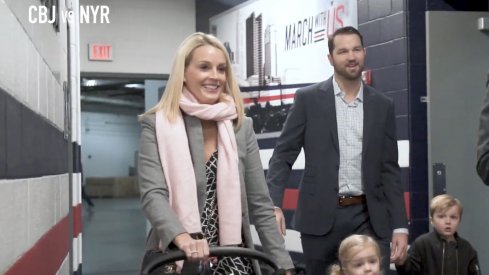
201, 151, 254, 275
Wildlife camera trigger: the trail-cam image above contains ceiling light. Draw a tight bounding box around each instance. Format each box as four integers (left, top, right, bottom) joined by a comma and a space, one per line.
124, 83, 144, 89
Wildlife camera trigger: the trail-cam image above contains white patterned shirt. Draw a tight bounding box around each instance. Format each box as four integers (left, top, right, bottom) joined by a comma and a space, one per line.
333, 77, 364, 195
333, 77, 409, 235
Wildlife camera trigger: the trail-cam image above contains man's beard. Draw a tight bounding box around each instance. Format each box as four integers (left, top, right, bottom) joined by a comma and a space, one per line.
333, 62, 364, 81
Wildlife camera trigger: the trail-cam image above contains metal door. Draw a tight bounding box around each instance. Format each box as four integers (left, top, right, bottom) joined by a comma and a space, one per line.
427, 11, 489, 269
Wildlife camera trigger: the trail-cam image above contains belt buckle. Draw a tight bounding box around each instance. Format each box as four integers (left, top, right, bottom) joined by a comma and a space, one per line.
338, 195, 349, 206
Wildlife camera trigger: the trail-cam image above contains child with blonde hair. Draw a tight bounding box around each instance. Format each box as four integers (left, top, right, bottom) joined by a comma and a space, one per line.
396, 194, 480, 275
329, 234, 382, 275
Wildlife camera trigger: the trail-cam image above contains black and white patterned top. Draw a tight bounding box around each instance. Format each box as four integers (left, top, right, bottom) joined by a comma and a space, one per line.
201, 151, 254, 275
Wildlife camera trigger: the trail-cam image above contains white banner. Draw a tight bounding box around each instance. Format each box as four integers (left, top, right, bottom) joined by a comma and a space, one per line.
210, 0, 358, 86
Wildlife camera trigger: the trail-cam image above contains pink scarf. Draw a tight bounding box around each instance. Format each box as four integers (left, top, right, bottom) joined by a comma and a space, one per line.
155, 88, 242, 246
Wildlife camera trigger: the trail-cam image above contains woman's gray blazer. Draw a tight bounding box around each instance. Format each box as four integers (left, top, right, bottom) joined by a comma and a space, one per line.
138, 113, 294, 272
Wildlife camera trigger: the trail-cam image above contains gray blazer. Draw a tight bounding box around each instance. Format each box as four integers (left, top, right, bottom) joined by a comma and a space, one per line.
267, 77, 407, 239
138, 114, 294, 272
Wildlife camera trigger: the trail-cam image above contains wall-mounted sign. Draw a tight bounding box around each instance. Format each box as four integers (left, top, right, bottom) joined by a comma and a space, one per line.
362, 70, 372, 86
88, 43, 113, 61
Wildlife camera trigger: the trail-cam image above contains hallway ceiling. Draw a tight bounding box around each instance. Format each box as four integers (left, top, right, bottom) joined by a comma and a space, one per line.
81, 78, 145, 114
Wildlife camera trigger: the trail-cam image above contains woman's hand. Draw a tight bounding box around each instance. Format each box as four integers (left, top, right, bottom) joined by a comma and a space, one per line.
173, 233, 210, 260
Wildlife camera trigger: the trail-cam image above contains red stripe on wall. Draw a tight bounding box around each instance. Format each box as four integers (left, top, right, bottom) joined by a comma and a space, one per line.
243, 94, 296, 104
73, 204, 82, 237
5, 215, 69, 275
282, 188, 299, 210
404, 191, 411, 220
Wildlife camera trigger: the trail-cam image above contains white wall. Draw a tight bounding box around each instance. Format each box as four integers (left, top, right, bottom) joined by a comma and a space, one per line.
80, 0, 196, 74
81, 112, 140, 178
1, 0, 67, 129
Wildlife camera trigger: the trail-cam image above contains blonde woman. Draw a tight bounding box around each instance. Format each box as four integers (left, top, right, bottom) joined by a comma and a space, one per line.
138, 32, 293, 274
329, 235, 381, 275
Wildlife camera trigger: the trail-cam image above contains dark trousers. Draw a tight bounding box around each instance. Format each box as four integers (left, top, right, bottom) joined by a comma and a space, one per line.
300, 204, 391, 274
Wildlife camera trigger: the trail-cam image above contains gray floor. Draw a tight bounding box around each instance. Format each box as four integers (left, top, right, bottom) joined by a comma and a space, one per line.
82, 198, 147, 275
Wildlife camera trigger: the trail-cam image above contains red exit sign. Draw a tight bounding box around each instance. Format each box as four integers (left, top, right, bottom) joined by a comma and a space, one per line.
89, 43, 113, 61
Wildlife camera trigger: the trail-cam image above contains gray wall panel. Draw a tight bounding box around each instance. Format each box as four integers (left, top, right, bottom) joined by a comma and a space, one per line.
372, 64, 408, 92
427, 11, 489, 269
358, 20, 382, 47
392, 0, 405, 13
369, 0, 392, 20
2, 88, 68, 179
5, 93, 22, 178
0, 91, 5, 177
366, 38, 407, 68
21, 106, 44, 177
381, 12, 406, 41
358, 0, 369, 24
387, 89, 409, 116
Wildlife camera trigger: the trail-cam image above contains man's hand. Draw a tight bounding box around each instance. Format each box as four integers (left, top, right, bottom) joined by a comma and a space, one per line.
274, 207, 287, 236
390, 232, 408, 265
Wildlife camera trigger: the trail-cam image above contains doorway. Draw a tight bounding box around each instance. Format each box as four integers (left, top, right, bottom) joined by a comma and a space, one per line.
80, 75, 166, 274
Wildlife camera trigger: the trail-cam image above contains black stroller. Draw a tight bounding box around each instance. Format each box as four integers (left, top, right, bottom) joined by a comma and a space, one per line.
141, 246, 287, 275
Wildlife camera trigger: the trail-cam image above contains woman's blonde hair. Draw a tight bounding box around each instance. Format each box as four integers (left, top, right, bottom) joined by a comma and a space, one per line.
329, 235, 382, 275
141, 32, 244, 128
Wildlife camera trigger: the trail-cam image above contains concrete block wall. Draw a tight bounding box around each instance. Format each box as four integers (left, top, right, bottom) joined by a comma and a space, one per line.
0, 0, 71, 274
358, 0, 408, 142
357, 0, 430, 240
358, 0, 488, 243
0, 1, 66, 129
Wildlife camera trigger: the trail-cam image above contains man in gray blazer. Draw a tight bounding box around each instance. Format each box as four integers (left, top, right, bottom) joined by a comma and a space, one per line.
267, 26, 408, 274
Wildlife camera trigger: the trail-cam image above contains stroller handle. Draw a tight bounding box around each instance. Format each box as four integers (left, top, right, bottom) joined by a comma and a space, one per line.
141, 246, 283, 274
